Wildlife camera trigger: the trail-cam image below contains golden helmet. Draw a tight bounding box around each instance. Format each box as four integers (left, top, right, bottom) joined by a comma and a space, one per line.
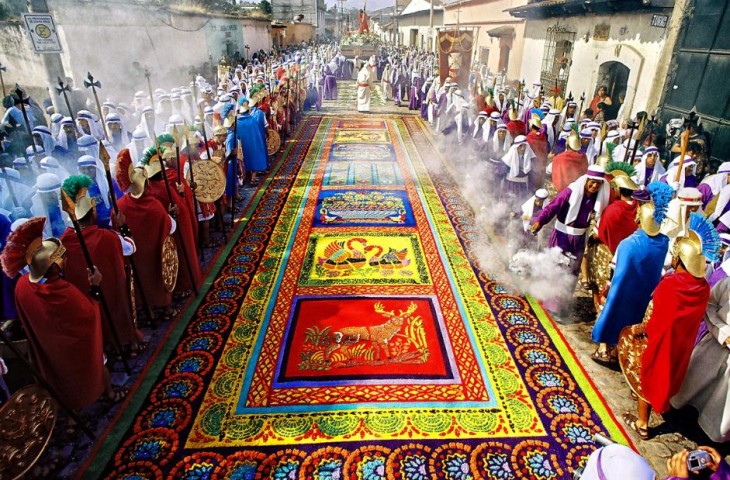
673, 230, 705, 278
638, 203, 661, 237
567, 131, 581, 151
28, 238, 66, 283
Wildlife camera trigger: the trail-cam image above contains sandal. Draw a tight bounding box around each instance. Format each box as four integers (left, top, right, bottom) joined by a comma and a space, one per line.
579, 280, 592, 291
105, 387, 129, 404
129, 340, 149, 359
591, 349, 617, 367
622, 412, 650, 440
160, 306, 181, 322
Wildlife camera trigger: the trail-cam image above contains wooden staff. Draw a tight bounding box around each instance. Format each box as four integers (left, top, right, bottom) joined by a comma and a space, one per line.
98, 141, 156, 325
623, 121, 637, 163
229, 105, 239, 232
12, 85, 41, 168
83, 72, 109, 140
60, 190, 132, 375
674, 128, 691, 184
56, 76, 75, 121
0, 63, 6, 96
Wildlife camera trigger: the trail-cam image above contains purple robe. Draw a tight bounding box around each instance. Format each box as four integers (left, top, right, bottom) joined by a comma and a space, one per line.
409, 77, 423, 110
535, 187, 597, 272
323, 66, 338, 100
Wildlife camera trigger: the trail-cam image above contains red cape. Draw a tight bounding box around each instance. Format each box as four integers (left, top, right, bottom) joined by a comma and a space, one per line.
118, 193, 173, 308
527, 131, 549, 186
641, 271, 710, 413
552, 150, 588, 192
60, 226, 140, 347
507, 120, 526, 139
15, 274, 105, 410
147, 176, 202, 293
597, 200, 638, 254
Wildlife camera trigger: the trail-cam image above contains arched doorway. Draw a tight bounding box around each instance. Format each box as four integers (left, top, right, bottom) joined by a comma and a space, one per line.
596, 61, 630, 120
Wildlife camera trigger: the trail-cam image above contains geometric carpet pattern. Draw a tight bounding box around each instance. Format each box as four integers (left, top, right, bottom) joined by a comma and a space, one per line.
79, 115, 630, 480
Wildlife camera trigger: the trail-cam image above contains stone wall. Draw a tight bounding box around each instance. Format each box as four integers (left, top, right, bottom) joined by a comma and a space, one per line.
0, 0, 272, 104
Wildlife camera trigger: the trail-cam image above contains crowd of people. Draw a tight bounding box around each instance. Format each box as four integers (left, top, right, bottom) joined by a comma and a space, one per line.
0, 38, 728, 477
358, 44, 730, 474
0, 44, 337, 411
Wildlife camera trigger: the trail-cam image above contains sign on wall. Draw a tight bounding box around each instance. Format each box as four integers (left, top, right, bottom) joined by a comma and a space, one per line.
22, 13, 63, 54
205, 19, 245, 62
593, 24, 610, 41
651, 14, 669, 28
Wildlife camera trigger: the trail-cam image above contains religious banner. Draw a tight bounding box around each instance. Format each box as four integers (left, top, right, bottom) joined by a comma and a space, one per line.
438, 29, 474, 88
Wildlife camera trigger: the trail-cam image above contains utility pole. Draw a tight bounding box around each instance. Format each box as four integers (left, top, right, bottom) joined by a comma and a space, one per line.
429, 0, 434, 53
28, 0, 67, 116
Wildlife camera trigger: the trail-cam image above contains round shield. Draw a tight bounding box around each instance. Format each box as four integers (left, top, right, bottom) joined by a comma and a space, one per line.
162, 235, 179, 293
266, 128, 281, 156
586, 240, 613, 312
186, 160, 227, 203
617, 315, 650, 404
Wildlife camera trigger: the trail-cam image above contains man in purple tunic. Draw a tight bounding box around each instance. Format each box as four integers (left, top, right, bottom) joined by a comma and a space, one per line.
323, 62, 338, 101
530, 165, 610, 273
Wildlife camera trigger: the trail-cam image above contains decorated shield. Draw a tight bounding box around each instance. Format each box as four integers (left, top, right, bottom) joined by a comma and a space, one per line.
617, 304, 652, 404
266, 128, 281, 156
586, 240, 613, 312
162, 235, 178, 293
185, 159, 226, 203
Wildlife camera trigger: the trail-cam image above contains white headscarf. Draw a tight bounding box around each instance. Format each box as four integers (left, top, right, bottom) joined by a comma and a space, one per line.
580, 444, 655, 480
663, 155, 696, 187
564, 167, 610, 225
701, 161, 730, 197
635, 147, 665, 186
520, 188, 549, 231
32, 126, 57, 155
501, 135, 536, 180
77, 155, 111, 210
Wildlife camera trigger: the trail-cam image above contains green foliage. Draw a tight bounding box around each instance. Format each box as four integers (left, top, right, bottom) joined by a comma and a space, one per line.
0, 0, 25, 21
259, 0, 272, 16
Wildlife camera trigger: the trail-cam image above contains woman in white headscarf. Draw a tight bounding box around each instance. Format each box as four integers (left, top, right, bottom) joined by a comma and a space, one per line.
501, 135, 536, 206
635, 147, 666, 187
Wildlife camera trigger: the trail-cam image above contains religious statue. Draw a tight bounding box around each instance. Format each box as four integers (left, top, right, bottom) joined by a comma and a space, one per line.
358, 2, 370, 35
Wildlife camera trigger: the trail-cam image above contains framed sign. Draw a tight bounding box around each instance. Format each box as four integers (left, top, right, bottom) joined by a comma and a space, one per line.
22, 13, 63, 54
593, 24, 610, 41
651, 14, 669, 28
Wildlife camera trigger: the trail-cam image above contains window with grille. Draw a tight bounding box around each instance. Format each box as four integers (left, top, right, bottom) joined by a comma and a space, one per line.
540, 25, 575, 96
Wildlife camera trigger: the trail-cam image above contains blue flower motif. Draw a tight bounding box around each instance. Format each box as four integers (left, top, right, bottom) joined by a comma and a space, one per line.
516, 331, 539, 344
188, 338, 211, 351
535, 371, 564, 388
500, 298, 520, 309
219, 289, 235, 299
121, 475, 145, 480
165, 382, 191, 398
486, 453, 513, 479
228, 461, 257, 480
507, 314, 528, 325
178, 358, 202, 373
549, 396, 578, 414
495, 285, 507, 294
402, 455, 428, 480
272, 460, 299, 480
206, 304, 228, 314
525, 451, 556, 479
526, 350, 550, 364
198, 320, 220, 332
360, 457, 386, 480
181, 463, 214, 480
316, 459, 342, 480
131, 439, 163, 460
443, 453, 472, 480
224, 276, 242, 285
150, 408, 176, 428
564, 424, 593, 444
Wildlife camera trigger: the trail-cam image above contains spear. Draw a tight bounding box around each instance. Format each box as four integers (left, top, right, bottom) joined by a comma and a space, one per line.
578, 91, 586, 122
598, 122, 608, 156
12, 85, 41, 168
55, 76, 75, 120
623, 121, 637, 163
0, 63, 6, 96
182, 125, 202, 256
98, 141, 157, 325
171, 126, 184, 198
630, 116, 646, 162
144, 67, 199, 295
229, 104, 239, 232
60, 190, 132, 375
674, 122, 691, 184
84, 72, 109, 140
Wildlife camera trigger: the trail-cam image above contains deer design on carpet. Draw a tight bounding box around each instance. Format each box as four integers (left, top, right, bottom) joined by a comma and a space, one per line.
328, 302, 418, 361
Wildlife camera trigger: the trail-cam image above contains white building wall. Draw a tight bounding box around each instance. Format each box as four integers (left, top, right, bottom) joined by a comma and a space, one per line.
519, 11, 673, 120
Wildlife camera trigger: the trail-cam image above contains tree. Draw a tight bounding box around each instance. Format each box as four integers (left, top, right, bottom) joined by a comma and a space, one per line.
259, 0, 272, 15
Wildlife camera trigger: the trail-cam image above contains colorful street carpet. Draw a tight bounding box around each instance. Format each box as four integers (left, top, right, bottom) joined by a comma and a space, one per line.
79, 115, 630, 480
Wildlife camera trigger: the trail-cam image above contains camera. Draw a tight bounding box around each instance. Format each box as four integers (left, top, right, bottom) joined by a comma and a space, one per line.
687, 450, 711, 473
572, 434, 616, 479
